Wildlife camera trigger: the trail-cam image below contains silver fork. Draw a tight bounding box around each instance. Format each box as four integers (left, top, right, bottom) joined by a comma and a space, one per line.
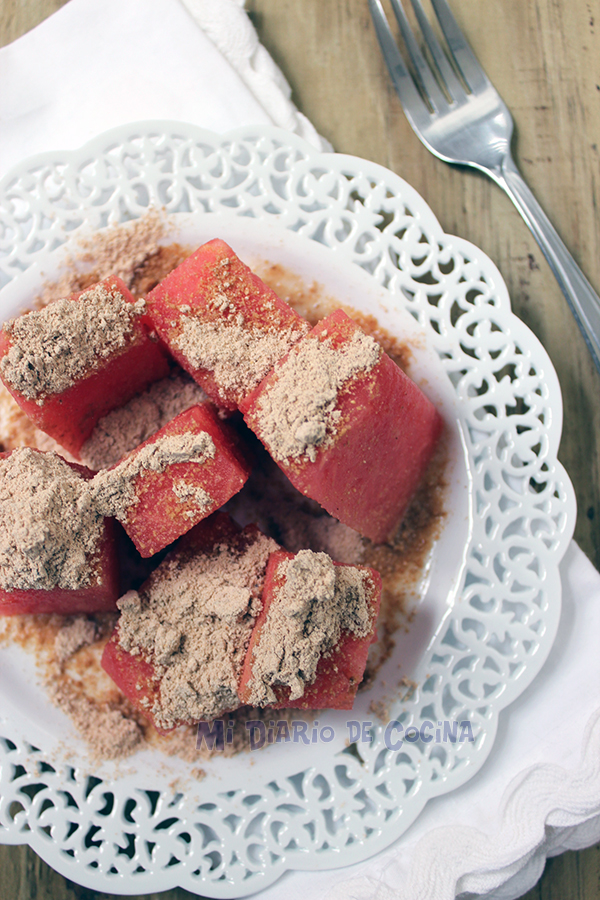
369, 0, 600, 376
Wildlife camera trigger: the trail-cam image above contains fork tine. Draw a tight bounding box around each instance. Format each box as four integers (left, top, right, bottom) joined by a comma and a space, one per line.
408, 0, 464, 102
430, 0, 490, 94
368, 0, 432, 127
389, 0, 449, 112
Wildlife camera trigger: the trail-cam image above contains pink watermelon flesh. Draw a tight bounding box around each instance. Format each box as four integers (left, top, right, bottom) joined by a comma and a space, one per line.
101, 514, 269, 733
145, 238, 309, 411
0, 276, 171, 458
115, 404, 252, 557
238, 549, 382, 710
101, 634, 164, 729
243, 308, 443, 543
0, 525, 119, 616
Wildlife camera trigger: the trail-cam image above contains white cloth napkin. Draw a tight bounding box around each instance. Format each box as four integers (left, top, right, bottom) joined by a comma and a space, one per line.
1, 2, 599, 898
0, 0, 325, 177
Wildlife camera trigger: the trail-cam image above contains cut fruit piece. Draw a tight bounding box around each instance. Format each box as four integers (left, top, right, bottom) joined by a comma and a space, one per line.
242, 308, 443, 543
239, 549, 382, 710
0, 449, 119, 616
0, 529, 119, 616
101, 514, 279, 732
0, 276, 171, 457
145, 238, 310, 411
101, 636, 161, 725
90, 404, 252, 557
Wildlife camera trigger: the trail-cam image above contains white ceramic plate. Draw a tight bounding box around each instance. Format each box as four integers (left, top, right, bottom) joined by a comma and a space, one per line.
0, 123, 576, 897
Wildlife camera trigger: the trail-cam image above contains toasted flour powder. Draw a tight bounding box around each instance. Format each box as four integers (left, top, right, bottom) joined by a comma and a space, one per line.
175, 315, 308, 401
90, 431, 216, 523
53, 616, 99, 664
245, 549, 374, 706
116, 528, 279, 729
80, 371, 208, 470
47, 681, 144, 760
171, 480, 214, 519
254, 330, 381, 463
0, 283, 146, 402
0, 448, 104, 590
169, 251, 310, 404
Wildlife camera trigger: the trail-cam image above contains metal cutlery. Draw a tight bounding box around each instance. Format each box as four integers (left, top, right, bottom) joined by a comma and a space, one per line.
369, 0, 600, 375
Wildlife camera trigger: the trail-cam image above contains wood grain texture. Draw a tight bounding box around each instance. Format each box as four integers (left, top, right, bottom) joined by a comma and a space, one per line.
1, 1, 599, 898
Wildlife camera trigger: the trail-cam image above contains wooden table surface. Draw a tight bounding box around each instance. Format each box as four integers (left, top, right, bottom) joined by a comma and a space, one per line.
1, 1, 599, 898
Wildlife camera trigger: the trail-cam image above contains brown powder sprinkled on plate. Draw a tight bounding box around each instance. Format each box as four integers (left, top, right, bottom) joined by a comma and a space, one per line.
116, 528, 279, 730
36, 210, 188, 308
54, 616, 98, 664
47, 680, 144, 760
254, 330, 381, 463
1, 284, 146, 402
66, 210, 169, 288
246, 549, 373, 706
80, 371, 209, 470
0, 448, 104, 591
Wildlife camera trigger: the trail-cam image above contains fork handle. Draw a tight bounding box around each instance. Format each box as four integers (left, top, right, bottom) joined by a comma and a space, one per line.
496, 155, 600, 375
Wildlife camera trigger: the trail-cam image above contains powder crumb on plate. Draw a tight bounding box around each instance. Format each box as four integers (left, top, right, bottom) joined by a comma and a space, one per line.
47, 680, 144, 761
54, 616, 98, 664
399, 676, 418, 701
368, 697, 390, 722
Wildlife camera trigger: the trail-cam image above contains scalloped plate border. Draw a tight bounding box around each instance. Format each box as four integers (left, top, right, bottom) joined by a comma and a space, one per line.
0, 123, 576, 897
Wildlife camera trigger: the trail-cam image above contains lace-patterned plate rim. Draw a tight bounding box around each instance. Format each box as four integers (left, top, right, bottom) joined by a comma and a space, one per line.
0, 123, 576, 898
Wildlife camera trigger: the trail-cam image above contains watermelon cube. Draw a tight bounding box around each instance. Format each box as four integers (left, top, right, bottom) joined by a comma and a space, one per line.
238, 549, 382, 710
101, 633, 162, 726
0, 276, 171, 458
101, 514, 279, 732
90, 404, 252, 558
242, 309, 443, 543
0, 449, 119, 616
145, 239, 310, 411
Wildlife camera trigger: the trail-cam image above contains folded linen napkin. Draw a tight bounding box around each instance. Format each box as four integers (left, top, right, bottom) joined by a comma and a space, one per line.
0, 3, 599, 899
0, 0, 325, 178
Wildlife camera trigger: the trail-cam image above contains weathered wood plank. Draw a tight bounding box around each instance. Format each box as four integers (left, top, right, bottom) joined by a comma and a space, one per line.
0, 0, 68, 45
